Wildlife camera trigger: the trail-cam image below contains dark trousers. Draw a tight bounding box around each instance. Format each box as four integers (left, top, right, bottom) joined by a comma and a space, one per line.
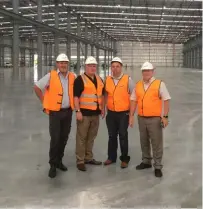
49, 108, 72, 166
106, 110, 130, 163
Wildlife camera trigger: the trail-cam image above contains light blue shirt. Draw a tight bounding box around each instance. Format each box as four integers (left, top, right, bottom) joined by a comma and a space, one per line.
35, 69, 72, 108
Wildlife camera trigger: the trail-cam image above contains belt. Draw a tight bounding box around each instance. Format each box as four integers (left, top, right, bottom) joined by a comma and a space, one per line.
60, 107, 71, 111
107, 109, 129, 114
138, 115, 160, 118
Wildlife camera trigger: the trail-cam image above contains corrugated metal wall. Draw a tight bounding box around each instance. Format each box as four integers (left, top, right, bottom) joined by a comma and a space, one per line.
0, 38, 187, 70
183, 34, 202, 69
117, 41, 183, 68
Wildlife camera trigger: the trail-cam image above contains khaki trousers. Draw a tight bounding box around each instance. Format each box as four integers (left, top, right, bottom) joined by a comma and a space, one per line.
138, 116, 163, 169
76, 115, 99, 164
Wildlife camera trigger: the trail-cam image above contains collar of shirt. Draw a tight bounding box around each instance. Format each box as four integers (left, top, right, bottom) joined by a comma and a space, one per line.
111, 73, 124, 80
84, 72, 96, 81
57, 69, 69, 79
143, 76, 155, 85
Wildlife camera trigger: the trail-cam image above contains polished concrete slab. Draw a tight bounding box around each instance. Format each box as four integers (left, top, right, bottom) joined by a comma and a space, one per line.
0, 66, 202, 208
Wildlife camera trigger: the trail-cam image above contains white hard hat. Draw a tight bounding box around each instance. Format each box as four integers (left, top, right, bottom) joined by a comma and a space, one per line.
111, 57, 123, 65
56, 53, 69, 62
141, 61, 154, 70
85, 56, 97, 65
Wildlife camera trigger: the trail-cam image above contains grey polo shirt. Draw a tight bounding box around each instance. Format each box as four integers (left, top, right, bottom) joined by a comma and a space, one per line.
35, 70, 75, 108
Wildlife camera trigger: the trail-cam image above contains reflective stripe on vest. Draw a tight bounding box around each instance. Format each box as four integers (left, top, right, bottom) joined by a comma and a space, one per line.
43, 70, 75, 114
80, 94, 102, 99
136, 79, 162, 117
80, 101, 97, 105
105, 74, 130, 112
79, 74, 104, 110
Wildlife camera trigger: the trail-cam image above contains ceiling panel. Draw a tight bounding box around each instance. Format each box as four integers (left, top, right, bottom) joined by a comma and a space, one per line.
0, 0, 202, 43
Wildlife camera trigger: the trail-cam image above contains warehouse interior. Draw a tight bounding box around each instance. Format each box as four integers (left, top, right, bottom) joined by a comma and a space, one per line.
0, 0, 202, 208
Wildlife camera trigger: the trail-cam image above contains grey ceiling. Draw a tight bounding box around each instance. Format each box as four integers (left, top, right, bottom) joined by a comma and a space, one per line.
0, 0, 202, 43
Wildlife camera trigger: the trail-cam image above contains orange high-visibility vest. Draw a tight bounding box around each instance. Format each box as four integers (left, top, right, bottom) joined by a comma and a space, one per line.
43, 70, 75, 114
135, 79, 162, 117
105, 74, 130, 112
79, 74, 104, 110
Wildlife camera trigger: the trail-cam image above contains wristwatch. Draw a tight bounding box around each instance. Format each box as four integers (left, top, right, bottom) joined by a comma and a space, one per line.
75, 109, 80, 113
163, 115, 168, 118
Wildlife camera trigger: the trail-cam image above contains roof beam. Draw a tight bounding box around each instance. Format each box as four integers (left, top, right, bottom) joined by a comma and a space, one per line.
5, 4, 202, 12
0, 8, 114, 51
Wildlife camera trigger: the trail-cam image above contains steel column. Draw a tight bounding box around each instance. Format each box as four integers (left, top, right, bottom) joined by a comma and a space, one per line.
44, 42, 48, 66
48, 43, 53, 66
84, 20, 88, 61
199, 47, 202, 69
91, 25, 94, 56
96, 28, 99, 74
104, 50, 107, 79
37, 0, 42, 78
66, 7, 71, 67
12, 0, 19, 78
20, 48, 25, 67
0, 47, 4, 67
107, 37, 110, 76
76, 14, 81, 75
113, 39, 117, 57
54, 0, 59, 60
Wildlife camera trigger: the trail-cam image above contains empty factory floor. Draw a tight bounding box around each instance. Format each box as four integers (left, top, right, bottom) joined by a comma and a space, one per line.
0, 66, 201, 208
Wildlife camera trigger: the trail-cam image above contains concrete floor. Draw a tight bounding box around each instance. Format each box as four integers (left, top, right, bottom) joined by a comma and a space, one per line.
0, 66, 201, 208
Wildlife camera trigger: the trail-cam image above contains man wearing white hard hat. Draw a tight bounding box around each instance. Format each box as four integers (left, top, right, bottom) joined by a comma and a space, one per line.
104, 57, 134, 169
129, 61, 171, 178
34, 53, 75, 178
73, 56, 105, 171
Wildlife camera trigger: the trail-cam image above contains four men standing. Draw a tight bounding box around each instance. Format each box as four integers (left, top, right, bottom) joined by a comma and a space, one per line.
34, 53, 170, 179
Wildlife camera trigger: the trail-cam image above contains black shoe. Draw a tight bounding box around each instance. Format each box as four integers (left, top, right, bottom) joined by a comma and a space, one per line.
155, 169, 163, 177
57, 163, 68, 171
85, 159, 102, 165
136, 162, 152, 170
48, 166, 57, 178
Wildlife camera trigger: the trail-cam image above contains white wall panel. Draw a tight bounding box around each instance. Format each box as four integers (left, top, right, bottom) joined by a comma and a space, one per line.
117, 41, 183, 68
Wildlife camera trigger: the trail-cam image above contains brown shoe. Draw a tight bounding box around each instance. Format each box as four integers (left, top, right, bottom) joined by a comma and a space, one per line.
103, 159, 116, 166
77, 163, 86, 171
121, 162, 128, 169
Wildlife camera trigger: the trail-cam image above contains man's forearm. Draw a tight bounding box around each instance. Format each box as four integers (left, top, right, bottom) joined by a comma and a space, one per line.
74, 97, 80, 110
101, 95, 105, 111
34, 85, 44, 103
129, 100, 137, 116
163, 100, 170, 116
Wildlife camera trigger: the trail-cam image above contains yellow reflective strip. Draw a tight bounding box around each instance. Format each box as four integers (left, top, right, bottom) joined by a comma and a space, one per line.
80, 101, 97, 106
80, 94, 97, 98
